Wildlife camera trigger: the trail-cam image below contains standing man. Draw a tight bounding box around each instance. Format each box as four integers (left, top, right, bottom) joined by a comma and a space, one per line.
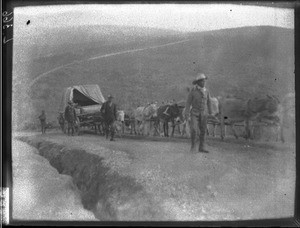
185, 73, 212, 153
100, 95, 117, 141
64, 101, 77, 136
38, 110, 47, 134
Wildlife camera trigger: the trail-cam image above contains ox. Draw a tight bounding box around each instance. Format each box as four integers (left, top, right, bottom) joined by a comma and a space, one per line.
178, 95, 280, 141
262, 93, 296, 143
218, 95, 280, 140
134, 103, 158, 136
124, 112, 136, 135
155, 103, 181, 137
113, 110, 127, 137
234, 92, 294, 143
250, 112, 281, 142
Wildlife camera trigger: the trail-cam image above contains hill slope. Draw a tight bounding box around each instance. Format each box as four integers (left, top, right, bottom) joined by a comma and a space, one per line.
12, 25, 294, 129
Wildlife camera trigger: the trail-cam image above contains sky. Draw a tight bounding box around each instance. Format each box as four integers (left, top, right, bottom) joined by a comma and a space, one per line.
14, 3, 294, 32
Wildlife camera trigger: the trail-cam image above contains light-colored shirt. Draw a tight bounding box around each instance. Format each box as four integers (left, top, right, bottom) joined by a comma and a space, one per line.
185, 86, 212, 116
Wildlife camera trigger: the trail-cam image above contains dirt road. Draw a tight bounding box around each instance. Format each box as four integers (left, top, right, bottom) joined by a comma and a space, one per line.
14, 130, 295, 220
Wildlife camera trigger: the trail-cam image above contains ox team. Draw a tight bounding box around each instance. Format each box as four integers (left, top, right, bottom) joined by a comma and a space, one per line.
51, 72, 288, 150
94, 72, 213, 153
47, 72, 214, 153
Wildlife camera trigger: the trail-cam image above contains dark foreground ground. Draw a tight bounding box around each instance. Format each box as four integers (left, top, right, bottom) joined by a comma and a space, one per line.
12, 129, 295, 221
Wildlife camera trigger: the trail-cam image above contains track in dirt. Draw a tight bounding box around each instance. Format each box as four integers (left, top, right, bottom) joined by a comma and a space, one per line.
76, 128, 289, 153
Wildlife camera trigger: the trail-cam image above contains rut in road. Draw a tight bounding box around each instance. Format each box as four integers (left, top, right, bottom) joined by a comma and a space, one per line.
17, 136, 168, 221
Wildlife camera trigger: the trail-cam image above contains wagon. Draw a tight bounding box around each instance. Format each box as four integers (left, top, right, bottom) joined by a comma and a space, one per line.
58, 84, 106, 135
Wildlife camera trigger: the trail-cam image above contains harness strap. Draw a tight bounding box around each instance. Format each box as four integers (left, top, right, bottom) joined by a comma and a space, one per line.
163, 106, 170, 116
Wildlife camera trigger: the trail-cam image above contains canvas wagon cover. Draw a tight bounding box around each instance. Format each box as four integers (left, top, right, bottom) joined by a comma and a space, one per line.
58, 84, 106, 113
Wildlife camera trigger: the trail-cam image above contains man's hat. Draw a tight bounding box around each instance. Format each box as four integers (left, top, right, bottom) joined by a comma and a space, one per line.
192, 73, 207, 84
107, 95, 114, 99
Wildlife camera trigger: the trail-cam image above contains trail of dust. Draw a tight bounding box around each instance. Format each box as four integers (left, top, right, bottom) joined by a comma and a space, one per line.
28, 39, 191, 88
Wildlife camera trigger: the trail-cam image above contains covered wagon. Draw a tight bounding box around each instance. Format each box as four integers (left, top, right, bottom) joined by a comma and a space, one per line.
58, 84, 106, 135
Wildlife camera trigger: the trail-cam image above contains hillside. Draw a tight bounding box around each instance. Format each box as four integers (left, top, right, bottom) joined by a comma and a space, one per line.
12, 25, 294, 129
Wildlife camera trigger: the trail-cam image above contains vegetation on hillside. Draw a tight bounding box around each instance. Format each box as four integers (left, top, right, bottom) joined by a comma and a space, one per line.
12, 25, 294, 130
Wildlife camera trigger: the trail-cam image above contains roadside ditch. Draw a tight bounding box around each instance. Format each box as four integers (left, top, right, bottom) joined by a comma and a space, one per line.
16, 136, 166, 221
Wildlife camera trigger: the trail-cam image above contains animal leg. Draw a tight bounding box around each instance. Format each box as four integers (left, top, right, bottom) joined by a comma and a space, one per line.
135, 120, 140, 135
166, 122, 169, 137
171, 121, 175, 137
122, 122, 125, 134
97, 124, 101, 135
206, 125, 210, 136
244, 119, 251, 140
220, 116, 225, 141
177, 124, 181, 135
231, 124, 239, 139
280, 125, 285, 143
180, 123, 185, 136
212, 124, 216, 137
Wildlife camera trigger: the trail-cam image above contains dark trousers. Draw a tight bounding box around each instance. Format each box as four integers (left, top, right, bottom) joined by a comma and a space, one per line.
190, 113, 207, 149
40, 120, 46, 134
67, 120, 76, 136
104, 119, 115, 139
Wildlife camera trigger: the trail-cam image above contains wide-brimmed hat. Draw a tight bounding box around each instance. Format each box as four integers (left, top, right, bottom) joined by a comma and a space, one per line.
192, 73, 207, 84
107, 94, 114, 99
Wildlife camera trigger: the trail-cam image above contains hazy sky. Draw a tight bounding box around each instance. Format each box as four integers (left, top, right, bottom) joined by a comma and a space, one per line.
14, 4, 294, 32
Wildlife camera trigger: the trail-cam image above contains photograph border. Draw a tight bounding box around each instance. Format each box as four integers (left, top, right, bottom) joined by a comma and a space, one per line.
2, 0, 299, 226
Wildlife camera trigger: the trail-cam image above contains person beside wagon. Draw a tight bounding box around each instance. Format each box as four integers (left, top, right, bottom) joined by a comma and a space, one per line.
100, 95, 117, 141
64, 101, 77, 136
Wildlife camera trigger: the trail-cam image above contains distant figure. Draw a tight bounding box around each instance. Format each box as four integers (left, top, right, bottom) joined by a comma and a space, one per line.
185, 73, 212, 153
64, 101, 77, 136
100, 95, 117, 141
38, 110, 46, 134
57, 112, 66, 133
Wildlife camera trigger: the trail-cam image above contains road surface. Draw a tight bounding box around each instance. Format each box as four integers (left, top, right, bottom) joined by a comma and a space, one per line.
13, 130, 295, 220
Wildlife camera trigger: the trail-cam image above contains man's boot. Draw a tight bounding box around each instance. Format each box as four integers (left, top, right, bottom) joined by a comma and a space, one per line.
199, 134, 209, 153
190, 131, 196, 152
